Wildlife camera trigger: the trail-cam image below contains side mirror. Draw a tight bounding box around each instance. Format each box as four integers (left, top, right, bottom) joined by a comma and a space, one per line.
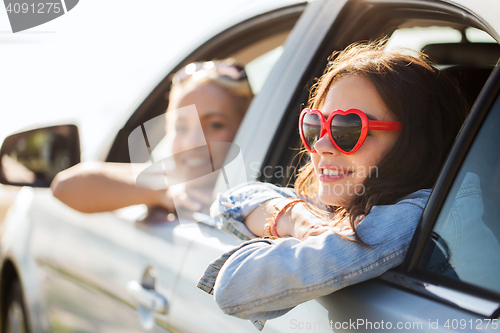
0, 125, 80, 187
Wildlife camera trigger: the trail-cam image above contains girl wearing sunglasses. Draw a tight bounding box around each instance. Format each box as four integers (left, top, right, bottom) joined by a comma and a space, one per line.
198, 41, 467, 328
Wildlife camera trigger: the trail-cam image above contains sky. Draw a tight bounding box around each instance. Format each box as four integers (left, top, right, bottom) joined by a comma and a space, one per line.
0, 0, 256, 160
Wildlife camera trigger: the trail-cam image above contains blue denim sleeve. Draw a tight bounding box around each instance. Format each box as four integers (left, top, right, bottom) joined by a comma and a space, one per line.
206, 189, 430, 321
210, 181, 299, 240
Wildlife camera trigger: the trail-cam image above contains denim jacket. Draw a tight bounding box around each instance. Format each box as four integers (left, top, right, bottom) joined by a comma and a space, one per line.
197, 182, 431, 330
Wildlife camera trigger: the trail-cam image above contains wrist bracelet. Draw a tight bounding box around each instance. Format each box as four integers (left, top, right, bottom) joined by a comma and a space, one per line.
262, 199, 305, 238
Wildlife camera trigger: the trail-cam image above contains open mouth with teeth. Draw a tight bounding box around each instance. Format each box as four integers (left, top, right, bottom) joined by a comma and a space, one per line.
318, 168, 354, 182
174, 156, 215, 184
321, 168, 353, 176
183, 157, 212, 168
179, 155, 214, 180
172, 147, 214, 182
173, 146, 213, 174
321, 169, 348, 176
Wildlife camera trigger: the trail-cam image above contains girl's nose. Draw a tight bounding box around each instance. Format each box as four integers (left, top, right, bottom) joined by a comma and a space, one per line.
185, 127, 207, 149
314, 134, 341, 156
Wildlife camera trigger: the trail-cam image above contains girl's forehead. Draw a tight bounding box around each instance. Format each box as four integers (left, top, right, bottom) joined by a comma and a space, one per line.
321, 75, 392, 121
166, 104, 200, 123
172, 83, 237, 113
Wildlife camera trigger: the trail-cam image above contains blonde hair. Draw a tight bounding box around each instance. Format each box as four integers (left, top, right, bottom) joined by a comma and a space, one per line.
168, 60, 254, 116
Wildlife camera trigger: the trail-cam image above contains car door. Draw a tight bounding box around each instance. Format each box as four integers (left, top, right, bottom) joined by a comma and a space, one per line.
31, 196, 184, 332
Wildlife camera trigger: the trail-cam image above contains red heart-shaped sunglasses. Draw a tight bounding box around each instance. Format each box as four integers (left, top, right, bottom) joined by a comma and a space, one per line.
299, 108, 402, 155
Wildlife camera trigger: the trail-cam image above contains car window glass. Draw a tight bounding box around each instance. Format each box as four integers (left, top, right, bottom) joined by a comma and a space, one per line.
417, 94, 500, 294
385, 24, 499, 107
245, 46, 284, 94
386, 26, 496, 53
466, 27, 498, 43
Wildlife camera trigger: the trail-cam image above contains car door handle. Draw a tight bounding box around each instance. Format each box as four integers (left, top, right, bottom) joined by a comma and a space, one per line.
127, 280, 168, 314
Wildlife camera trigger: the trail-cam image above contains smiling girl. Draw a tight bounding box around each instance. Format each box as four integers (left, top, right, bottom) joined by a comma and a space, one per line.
197, 41, 467, 328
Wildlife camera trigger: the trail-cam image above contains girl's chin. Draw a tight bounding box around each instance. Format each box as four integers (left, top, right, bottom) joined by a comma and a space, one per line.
318, 195, 339, 207
318, 191, 349, 207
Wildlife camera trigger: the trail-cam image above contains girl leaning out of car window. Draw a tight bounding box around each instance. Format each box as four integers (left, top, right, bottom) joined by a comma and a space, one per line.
197, 40, 467, 330
50, 60, 253, 217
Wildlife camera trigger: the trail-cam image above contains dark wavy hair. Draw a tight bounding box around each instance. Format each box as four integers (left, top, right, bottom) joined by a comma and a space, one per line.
294, 40, 467, 243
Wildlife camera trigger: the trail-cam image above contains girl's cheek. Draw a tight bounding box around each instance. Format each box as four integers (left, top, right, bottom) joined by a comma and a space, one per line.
311, 154, 321, 170
207, 130, 234, 142
170, 136, 184, 155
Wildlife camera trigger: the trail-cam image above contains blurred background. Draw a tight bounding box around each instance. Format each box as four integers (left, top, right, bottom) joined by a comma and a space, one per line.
0, 0, 252, 226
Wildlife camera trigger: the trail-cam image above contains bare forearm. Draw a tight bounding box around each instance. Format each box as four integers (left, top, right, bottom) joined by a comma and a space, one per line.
244, 198, 297, 237
244, 199, 276, 237
51, 162, 165, 213
245, 198, 332, 240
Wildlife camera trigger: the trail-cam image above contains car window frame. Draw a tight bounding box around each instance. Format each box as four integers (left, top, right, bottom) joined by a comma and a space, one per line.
386, 59, 500, 319
104, 3, 306, 164
403, 64, 500, 273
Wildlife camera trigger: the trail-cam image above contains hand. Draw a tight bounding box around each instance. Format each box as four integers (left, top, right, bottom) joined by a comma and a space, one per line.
289, 207, 332, 241
150, 188, 175, 213
145, 186, 211, 224
274, 201, 333, 241
169, 184, 214, 213
331, 214, 364, 235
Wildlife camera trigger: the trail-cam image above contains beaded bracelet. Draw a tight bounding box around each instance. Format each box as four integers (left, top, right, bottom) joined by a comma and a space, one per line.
262, 199, 306, 238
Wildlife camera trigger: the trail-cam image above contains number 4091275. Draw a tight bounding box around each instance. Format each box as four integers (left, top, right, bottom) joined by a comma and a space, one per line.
6, 3, 61, 14
443, 319, 498, 330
